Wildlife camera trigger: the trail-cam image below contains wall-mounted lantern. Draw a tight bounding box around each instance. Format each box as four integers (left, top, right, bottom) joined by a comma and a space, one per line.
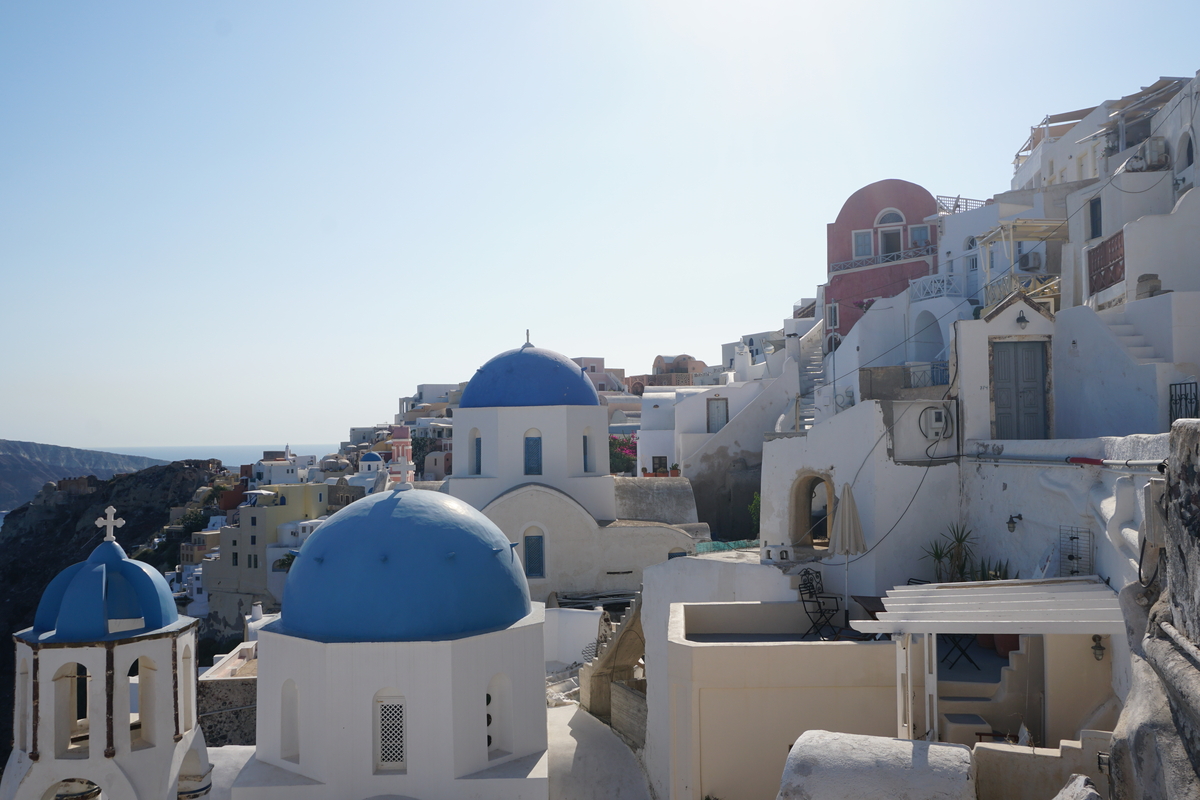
1006, 513, 1023, 533
1016, 311, 1029, 330
1092, 634, 1106, 661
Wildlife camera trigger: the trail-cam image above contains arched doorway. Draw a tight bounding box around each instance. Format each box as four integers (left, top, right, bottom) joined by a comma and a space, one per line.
912, 310, 944, 363
789, 474, 834, 548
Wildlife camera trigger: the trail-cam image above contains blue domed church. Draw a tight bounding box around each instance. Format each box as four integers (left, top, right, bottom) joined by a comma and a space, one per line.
1, 509, 211, 800
231, 484, 549, 799
448, 342, 702, 602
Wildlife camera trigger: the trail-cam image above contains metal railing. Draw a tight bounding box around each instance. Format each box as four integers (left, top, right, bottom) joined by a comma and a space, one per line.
1170, 382, 1199, 424
937, 195, 987, 215
1088, 229, 1125, 295
830, 244, 936, 273
905, 361, 950, 388
909, 273, 963, 302
982, 272, 1060, 311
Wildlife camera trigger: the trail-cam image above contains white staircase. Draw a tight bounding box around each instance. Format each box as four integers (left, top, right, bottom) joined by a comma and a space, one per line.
1099, 310, 1167, 364
795, 325, 826, 432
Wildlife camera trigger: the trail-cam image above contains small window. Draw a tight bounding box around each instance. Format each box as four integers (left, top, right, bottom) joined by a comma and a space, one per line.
279, 496, 287, 505
853, 231, 872, 258
250, 535, 256, 545
652, 456, 668, 473
231, 539, 237, 547
318, 493, 323, 502
667, 550, 687, 560
876, 210, 904, 225
826, 302, 839, 329
582, 435, 590, 473
524, 533, 545, 579
474, 436, 482, 475
598, 383, 605, 391
589, 365, 595, 372
232, 553, 239, 567
374, 693, 406, 772
524, 436, 542, 476
967, 255, 979, 272
910, 225, 930, 247
1089, 197, 1103, 240
250, 517, 256, 527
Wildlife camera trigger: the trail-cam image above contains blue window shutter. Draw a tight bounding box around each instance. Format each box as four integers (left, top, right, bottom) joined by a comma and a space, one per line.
525, 535, 545, 578
474, 437, 482, 475
525, 437, 542, 475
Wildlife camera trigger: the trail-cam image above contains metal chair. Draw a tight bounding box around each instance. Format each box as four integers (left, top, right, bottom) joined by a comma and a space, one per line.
798, 568, 840, 640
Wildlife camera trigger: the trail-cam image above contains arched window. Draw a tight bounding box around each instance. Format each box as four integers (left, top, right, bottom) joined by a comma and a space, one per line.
876, 210, 904, 225
582, 428, 592, 473
281, 679, 299, 763
1179, 133, 1194, 170
469, 428, 482, 475
524, 429, 542, 476
373, 688, 406, 773
487, 673, 513, 759
128, 656, 157, 749
181, 646, 194, 732
523, 527, 545, 579
53, 662, 90, 757
279, 495, 287, 505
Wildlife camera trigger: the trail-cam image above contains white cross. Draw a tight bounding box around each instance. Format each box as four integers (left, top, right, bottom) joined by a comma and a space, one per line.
96, 506, 125, 542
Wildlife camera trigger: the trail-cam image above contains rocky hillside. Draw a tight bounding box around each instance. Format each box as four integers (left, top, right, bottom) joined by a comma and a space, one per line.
0, 439, 168, 511
0, 460, 218, 771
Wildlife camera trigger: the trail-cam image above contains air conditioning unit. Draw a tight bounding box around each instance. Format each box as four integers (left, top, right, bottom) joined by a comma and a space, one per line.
1019, 252, 1043, 271
1142, 136, 1169, 170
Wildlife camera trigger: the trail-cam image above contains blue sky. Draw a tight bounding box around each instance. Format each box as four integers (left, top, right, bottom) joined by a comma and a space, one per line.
2, 1, 1196, 449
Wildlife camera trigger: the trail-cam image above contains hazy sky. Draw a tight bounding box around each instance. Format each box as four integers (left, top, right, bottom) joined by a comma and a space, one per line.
2, 2, 1196, 449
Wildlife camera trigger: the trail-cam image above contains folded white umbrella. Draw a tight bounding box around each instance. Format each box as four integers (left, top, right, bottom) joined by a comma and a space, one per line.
827, 483, 866, 626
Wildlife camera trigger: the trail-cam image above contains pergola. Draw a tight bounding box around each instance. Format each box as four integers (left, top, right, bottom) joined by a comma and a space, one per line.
854, 576, 1124, 741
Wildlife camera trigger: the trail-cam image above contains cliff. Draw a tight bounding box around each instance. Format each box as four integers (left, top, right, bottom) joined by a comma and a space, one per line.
0, 459, 218, 771
0, 439, 168, 511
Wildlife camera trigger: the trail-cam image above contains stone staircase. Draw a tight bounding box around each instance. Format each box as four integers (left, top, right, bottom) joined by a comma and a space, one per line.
796, 325, 826, 432
937, 635, 1041, 746
1098, 310, 1167, 364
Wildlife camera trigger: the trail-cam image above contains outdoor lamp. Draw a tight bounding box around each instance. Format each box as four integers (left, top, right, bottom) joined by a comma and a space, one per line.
1016, 310, 1029, 329
1006, 513, 1023, 532
1092, 634, 1106, 661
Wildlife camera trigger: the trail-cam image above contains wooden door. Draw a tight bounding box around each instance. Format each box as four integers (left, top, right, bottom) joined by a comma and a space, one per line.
993, 341, 1047, 439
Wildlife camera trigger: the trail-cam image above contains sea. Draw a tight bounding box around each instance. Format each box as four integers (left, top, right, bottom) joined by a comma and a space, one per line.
97, 444, 341, 470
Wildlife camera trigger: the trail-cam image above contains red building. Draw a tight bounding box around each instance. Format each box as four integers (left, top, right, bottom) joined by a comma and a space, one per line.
824, 179, 939, 340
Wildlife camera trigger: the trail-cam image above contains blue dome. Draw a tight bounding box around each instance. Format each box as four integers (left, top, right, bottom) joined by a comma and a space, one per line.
31, 540, 179, 643
360, 452, 383, 462
281, 488, 531, 642
459, 343, 600, 408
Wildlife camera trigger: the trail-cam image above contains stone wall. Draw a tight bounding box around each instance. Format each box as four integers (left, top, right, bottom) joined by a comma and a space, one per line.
610, 679, 647, 748
199, 673, 258, 746
1109, 419, 1200, 799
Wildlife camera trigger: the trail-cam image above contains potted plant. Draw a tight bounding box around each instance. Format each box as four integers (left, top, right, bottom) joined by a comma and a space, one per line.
669, 463, 681, 477
641, 467, 649, 477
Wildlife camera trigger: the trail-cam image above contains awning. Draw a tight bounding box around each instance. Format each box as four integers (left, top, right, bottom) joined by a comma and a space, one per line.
854, 576, 1124, 635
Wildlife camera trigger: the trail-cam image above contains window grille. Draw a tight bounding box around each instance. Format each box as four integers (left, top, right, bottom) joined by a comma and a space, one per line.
524, 437, 542, 475
525, 535, 545, 579
1170, 382, 1198, 424
377, 701, 406, 769
1059, 526, 1094, 577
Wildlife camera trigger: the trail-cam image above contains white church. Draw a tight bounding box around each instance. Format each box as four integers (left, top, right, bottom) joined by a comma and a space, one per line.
2, 491, 552, 800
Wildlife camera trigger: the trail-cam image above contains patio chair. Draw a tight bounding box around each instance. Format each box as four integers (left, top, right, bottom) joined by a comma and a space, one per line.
798, 568, 840, 640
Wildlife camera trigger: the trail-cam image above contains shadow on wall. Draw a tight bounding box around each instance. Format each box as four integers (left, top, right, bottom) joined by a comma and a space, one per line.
688, 456, 760, 542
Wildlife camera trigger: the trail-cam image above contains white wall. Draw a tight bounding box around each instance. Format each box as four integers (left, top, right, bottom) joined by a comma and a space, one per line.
543, 608, 603, 667
450, 404, 616, 521
250, 610, 548, 799
640, 556, 797, 800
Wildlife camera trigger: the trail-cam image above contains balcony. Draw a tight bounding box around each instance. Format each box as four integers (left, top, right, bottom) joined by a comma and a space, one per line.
909, 273, 963, 302
936, 195, 987, 215
830, 244, 936, 274
1088, 229, 1125, 296
906, 361, 950, 388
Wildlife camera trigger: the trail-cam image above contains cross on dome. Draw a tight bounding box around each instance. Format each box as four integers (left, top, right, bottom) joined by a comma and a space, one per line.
95, 505, 125, 541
